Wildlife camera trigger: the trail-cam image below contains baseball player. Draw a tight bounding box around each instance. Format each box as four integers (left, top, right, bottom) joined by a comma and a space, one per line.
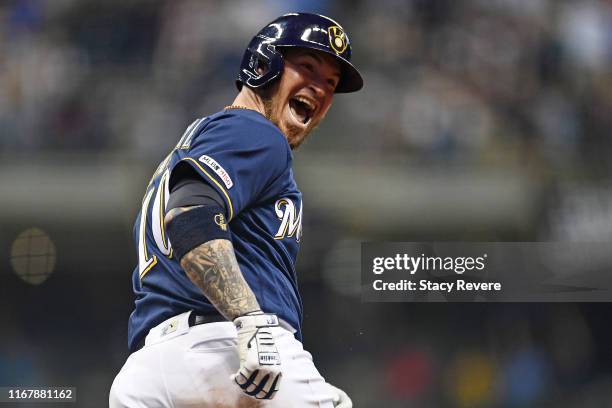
109, 12, 363, 407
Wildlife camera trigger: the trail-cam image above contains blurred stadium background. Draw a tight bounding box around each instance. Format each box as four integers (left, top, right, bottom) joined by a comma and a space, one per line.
1, 0, 612, 406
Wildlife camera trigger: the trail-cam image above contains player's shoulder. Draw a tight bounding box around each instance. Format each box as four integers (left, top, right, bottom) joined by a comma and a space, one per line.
199, 109, 289, 151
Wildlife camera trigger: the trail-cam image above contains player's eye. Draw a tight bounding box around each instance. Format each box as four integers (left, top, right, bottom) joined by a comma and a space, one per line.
301, 62, 314, 73
327, 78, 338, 89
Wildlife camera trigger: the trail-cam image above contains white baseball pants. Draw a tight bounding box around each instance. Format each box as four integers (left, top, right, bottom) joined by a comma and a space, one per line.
109, 311, 338, 407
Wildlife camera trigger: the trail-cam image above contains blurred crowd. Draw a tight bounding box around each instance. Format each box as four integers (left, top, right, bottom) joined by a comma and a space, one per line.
352, 0, 612, 164
1, 0, 611, 165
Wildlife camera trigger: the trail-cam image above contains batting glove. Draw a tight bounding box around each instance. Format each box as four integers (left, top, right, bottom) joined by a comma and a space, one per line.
329, 383, 352, 408
232, 311, 282, 400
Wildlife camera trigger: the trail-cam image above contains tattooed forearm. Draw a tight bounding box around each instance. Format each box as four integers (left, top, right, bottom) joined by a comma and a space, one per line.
165, 206, 260, 319
180, 238, 261, 320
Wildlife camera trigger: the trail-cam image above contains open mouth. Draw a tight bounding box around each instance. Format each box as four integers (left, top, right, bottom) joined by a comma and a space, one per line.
289, 96, 316, 125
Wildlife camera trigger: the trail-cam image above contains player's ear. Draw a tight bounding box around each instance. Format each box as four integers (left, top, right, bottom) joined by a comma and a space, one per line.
256, 58, 270, 76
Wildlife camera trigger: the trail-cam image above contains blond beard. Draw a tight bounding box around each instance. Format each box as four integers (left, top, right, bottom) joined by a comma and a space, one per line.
260, 91, 319, 150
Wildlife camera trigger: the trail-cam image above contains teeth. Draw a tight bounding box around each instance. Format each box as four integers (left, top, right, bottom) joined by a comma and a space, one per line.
294, 96, 315, 112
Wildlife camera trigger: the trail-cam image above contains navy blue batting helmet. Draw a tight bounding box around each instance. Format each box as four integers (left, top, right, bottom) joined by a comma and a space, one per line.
236, 13, 363, 93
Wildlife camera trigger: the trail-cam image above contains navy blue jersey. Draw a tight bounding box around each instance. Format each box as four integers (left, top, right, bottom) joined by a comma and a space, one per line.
127, 109, 303, 352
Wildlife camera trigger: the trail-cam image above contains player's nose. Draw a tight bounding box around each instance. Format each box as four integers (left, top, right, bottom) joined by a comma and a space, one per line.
308, 78, 330, 104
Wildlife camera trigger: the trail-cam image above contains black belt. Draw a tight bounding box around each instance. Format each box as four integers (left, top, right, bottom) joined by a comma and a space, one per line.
189, 312, 227, 326
133, 313, 227, 353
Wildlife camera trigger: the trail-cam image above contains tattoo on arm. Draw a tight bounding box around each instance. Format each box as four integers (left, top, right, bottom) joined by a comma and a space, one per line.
167, 206, 260, 320
180, 239, 261, 320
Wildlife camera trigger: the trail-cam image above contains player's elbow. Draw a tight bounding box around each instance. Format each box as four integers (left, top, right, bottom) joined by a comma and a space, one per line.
164, 206, 193, 230
165, 205, 231, 261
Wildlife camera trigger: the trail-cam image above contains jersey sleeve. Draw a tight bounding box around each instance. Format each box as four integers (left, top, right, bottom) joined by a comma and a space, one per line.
171, 116, 290, 221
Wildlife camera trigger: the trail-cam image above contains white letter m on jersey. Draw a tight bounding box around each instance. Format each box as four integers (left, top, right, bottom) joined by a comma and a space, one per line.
274, 198, 302, 242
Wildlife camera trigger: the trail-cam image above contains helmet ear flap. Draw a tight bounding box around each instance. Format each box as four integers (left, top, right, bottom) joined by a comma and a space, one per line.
237, 41, 284, 89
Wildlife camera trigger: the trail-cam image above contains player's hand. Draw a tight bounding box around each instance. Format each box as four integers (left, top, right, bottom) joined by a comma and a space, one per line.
329, 383, 352, 408
232, 311, 282, 400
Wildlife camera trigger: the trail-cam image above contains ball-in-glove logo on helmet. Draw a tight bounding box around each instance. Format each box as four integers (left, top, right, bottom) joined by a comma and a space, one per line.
328, 26, 348, 54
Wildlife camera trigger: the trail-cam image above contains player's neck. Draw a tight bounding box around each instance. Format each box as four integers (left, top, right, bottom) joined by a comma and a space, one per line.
230, 88, 267, 117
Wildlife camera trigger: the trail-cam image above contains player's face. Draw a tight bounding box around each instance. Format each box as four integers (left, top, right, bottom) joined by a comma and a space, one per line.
265, 49, 341, 149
